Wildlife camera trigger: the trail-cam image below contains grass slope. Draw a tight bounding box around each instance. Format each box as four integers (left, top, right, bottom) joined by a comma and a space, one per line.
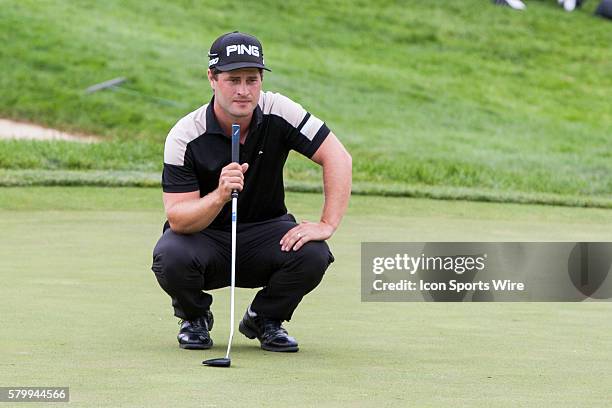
1, 187, 612, 407
1, 0, 611, 201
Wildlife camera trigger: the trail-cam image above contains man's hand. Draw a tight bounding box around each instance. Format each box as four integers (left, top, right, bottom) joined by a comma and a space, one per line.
216, 162, 249, 202
280, 220, 335, 252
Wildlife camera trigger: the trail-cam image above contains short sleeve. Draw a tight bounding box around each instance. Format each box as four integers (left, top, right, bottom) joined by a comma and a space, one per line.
286, 111, 330, 158
161, 152, 199, 193
260, 92, 331, 158
161, 123, 200, 193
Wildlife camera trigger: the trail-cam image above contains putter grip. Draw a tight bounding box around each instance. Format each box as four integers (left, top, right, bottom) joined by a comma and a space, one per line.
231, 124, 240, 163
231, 124, 240, 199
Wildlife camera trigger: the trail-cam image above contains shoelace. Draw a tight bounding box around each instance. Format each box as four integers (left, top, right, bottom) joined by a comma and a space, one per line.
179, 314, 211, 332
261, 319, 288, 341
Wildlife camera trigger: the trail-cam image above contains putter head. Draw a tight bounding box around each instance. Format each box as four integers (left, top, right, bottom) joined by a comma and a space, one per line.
202, 357, 231, 368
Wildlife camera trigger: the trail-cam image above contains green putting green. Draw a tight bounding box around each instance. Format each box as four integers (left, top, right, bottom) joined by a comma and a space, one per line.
1, 187, 611, 407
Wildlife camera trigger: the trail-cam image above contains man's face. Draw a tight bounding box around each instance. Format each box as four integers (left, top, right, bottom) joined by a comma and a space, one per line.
208, 68, 262, 119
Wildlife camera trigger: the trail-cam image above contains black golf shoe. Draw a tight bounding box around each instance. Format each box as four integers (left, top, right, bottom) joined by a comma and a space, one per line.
177, 310, 214, 350
238, 310, 299, 352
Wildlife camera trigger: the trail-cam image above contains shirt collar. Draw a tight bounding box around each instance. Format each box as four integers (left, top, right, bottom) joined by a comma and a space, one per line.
205, 95, 263, 136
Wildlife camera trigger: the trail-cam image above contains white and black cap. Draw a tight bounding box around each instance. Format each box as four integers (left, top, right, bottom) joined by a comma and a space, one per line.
208, 31, 270, 72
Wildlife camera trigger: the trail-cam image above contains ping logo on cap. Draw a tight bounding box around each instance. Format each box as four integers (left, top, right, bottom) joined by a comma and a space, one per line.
208, 31, 270, 71
226, 44, 260, 57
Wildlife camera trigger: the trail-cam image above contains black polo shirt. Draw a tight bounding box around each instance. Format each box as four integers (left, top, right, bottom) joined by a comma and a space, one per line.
162, 91, 330, 230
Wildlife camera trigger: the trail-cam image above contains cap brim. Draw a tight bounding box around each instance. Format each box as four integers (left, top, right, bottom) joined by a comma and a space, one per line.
215, 62, 271, 72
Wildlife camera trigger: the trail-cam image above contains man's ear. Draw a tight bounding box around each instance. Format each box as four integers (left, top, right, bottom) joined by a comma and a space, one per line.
207, 69, 216, 91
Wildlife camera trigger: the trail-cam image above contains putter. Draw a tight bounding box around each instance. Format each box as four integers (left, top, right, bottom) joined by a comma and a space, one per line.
203, 124, 240, 368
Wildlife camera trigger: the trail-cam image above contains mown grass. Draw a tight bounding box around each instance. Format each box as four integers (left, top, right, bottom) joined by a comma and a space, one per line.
2, 168, 612, 209
2, 187, 611, 407
0, 139, 159, 171
1, 0, 611, 201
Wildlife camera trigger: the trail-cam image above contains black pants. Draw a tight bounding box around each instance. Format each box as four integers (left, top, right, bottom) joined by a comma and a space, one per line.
151, 214, 334, 321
